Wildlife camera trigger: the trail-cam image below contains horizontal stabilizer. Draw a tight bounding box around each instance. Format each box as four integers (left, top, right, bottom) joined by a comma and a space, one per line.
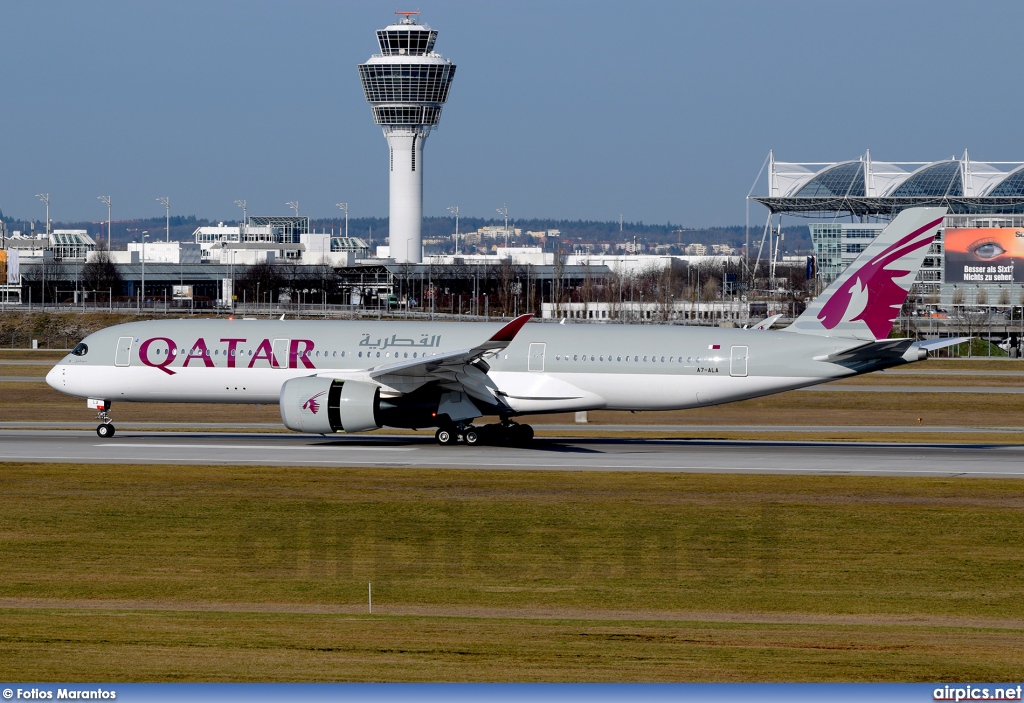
912, 336, 972, 352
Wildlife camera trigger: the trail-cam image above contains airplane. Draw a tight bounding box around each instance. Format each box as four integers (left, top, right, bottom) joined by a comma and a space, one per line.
46, 206, 960, 446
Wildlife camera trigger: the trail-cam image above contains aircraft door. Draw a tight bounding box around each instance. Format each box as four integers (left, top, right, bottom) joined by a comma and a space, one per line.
114, 336, 134, 367
730, 346, 748, 377
528, 343, 546, 372
272, 338, 290, 369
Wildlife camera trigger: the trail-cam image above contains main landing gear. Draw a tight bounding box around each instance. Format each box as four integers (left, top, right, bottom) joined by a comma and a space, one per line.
434, 421, 534, 447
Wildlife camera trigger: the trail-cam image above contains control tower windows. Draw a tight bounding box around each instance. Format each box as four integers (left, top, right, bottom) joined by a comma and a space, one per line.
376, 29, 438, 56
358, 64, 456, 104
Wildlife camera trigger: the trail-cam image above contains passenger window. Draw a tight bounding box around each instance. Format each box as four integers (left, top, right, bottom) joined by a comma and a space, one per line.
359, 352, 363, 358
661, 356, 665, 363
617, 356, 621, 362
573, 355, 578, 361
643, 356, 647, 362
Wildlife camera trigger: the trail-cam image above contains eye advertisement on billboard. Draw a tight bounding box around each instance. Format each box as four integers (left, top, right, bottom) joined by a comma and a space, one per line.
944, 227, 1024, 283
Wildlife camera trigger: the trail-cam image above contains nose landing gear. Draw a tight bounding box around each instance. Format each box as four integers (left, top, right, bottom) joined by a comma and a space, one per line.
89, 399, 115, 438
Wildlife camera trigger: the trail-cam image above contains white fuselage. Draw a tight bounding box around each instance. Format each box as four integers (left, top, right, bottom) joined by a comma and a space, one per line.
46, 319, 857, 421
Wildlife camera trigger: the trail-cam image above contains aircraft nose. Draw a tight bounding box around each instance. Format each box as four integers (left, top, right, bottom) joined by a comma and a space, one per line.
45, 365, 62, 391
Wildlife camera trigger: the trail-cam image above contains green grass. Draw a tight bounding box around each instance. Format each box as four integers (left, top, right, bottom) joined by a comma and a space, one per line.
2, 463, 1024, 681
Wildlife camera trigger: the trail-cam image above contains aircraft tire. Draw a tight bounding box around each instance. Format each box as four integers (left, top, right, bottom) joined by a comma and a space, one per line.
96, 423, 115, 439
435, 428, 455, 446
464, 429, 480, 446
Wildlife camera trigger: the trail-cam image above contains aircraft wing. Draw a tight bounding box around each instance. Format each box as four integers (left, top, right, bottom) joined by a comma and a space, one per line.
367, 314, 533, 408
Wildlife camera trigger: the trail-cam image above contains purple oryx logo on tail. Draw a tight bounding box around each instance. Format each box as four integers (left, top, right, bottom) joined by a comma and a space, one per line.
302, 391, 327, 415
818, 216, 942, 339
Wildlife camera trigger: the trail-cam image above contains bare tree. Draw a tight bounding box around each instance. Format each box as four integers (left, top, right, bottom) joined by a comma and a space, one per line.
81, 251, 123, 300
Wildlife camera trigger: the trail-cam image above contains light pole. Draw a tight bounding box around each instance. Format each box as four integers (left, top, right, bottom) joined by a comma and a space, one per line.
98, 196, 111, 251
141, 231, 148, 310
286, 201, 299, 216
336, 202, 348, 238
497, 205, 509, 248
157, 197, 170, 242
36, 193, 50, 236
448, 206, 459, 254
234, 200, 247, 242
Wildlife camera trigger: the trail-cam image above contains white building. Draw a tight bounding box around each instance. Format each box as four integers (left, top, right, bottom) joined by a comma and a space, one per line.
126, 241, 202, 264
6, 230, 96, 261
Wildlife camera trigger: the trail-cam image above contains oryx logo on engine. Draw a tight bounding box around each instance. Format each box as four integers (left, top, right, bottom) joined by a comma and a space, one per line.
302, 391, 326, 414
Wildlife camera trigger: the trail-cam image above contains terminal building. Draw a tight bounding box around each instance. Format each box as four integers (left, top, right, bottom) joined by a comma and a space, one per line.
751, 150, 1024, 307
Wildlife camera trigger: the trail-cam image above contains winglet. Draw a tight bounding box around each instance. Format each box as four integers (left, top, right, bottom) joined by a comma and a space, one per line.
489, 313, 533, 342
471, 314, 533, 355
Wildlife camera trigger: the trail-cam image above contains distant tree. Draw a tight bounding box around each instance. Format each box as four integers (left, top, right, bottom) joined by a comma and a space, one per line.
80, 251, 123, 296
238, 261, 283, 303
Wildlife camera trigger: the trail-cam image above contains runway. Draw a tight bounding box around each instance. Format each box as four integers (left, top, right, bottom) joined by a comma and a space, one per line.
1, 429, 1023, 477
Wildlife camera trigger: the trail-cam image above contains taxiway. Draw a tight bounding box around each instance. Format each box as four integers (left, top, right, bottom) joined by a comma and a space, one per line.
0, 429, 1022, 477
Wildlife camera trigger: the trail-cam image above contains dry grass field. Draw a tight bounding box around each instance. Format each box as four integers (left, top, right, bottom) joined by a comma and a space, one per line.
1, 464, 1023, 681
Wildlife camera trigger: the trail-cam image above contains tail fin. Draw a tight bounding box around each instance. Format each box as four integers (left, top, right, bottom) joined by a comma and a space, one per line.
786, 206, 945, 340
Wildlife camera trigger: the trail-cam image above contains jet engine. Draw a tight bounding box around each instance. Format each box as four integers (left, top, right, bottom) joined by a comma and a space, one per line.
280, 377, 381, 434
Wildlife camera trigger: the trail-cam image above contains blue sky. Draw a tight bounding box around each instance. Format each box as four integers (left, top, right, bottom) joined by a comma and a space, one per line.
2, 0, 1021, 226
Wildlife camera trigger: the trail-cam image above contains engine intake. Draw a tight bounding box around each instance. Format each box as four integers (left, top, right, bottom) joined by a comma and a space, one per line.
280, 377, 381, 433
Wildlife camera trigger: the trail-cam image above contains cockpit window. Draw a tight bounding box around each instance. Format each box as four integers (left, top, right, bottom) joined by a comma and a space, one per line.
71, 343, 88, 357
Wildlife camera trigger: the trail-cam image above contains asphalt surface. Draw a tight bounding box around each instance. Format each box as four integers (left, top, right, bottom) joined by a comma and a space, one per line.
1, 429, 1022, 477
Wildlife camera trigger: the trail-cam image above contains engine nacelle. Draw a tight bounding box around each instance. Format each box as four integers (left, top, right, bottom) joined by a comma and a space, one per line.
280, 377, 381, 434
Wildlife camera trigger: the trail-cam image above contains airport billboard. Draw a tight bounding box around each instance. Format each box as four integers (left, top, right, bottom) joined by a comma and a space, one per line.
944, 227, 1024, 283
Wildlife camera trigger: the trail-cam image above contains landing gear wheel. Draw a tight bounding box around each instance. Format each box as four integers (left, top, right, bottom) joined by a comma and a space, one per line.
464, 429, 480, 446
96, 423, 115, 438
435, 428, 456, 446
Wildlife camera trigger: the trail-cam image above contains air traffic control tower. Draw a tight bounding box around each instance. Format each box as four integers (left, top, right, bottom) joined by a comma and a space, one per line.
358, 12, 456, 263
